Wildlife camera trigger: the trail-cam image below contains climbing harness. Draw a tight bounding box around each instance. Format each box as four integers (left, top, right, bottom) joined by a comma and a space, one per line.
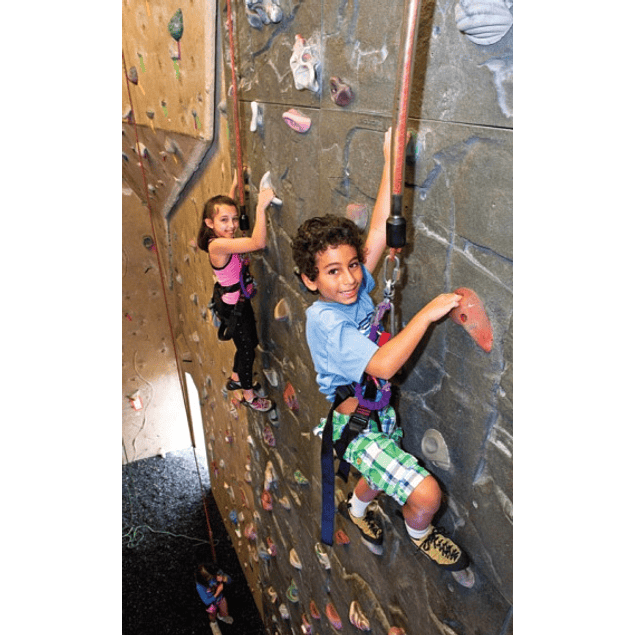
320, 255, 401, 545
208, 254, 257, 341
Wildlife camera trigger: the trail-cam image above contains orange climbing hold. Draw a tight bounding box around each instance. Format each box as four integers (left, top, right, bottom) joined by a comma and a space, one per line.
449, 287, 493, 353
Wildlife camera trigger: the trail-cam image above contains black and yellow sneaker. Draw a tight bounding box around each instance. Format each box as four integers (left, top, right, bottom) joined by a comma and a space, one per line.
338, 493, 384, 555
410, 525, 469, 571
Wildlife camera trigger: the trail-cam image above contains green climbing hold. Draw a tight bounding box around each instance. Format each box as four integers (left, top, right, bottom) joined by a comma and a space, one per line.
168, 9, 183, 41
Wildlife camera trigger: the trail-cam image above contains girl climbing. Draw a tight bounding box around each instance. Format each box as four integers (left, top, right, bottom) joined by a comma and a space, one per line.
197, 174, 275, 412
195, 565, 233, 634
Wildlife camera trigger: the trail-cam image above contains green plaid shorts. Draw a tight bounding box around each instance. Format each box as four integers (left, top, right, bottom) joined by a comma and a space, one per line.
318, 405, 430, 506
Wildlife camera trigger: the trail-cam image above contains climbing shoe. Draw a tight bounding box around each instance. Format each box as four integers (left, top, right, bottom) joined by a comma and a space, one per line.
338, 493, 384, 555
241, 396, 274, 412
226, 378, 266, 397
410, 525, 469, 572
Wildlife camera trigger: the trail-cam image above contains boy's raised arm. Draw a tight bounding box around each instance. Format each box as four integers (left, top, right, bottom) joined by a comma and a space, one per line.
364, 128, 392, 274
365, 292, 461, 380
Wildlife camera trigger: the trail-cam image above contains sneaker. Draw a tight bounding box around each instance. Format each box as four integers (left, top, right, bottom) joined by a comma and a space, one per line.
242, 396, 274, 412
410, 525, 469, 572
226, 378, 266, 396
338, 493, 383, 555
218, 615, 234, 624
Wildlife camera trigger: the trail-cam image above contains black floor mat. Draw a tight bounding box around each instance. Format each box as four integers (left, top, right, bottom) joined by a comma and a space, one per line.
122, 449, 267, 634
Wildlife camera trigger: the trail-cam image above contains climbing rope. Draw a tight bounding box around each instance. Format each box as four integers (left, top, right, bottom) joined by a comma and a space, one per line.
122, 50, 216, 561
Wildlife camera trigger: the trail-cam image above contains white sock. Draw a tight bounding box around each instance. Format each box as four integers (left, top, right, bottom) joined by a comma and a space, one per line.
349, 493, 370, 518
405, 522, 432, 540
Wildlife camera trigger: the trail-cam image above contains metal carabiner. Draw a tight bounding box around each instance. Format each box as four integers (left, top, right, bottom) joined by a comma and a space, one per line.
382, 255, 400, 335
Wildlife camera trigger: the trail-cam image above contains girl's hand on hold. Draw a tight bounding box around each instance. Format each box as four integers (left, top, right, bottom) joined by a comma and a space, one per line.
423, 293, 462, 323
258, 187, 275, 210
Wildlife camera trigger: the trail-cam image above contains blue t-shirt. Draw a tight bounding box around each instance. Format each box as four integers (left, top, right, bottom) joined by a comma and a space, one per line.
305, 265, 379, 401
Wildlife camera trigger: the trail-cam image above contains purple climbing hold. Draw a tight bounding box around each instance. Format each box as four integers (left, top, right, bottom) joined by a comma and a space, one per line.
330, 77, 354, 107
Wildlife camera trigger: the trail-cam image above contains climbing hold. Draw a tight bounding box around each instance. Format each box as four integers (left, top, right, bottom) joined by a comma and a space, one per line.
349, 601, 371, 631
309, 600, 321, 620
301, 613, 313, 635
127, 66, 138, 85
451, 566, 476, 588
127, 390, 143, 411
267, 536, 277, 556
250, 101, 262, 131
245, 523, 257, 541
335, 529, 350, 545
279, 603, 290, 619
455, 0, 513, 46
449, 287, 493, 352
264, 460, 277, 489
326, 603, 342, 630
290, 34, 320, 92
267, 586, 278, 603
263, 368, 279, 388
329, 76, 354, 107
289, 548, 302, 569
346, 203, 369, 230
168, 9, 183, 59
259, 171, 283, 206
142, 235, 155, 250
388, 628, 406, 635
136, 142, 149, 159
228, 509, 238, 525
279, 496, 292, 510
122, 107, 133, 123
314, 542, 331, 570
420, 429, 452, 471
261, 489, 273, 511
284, 382, 299, 411
286, 579, 299, 602
282, 108, 312, 133
268, 407, 279, 424
263, 423, 276, 447
274, 299, 290, 321
257, 540, 271, 560
293, 470, 309, 486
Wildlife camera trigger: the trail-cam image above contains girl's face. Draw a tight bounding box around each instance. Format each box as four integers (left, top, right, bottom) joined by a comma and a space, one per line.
206, 203, 239, 239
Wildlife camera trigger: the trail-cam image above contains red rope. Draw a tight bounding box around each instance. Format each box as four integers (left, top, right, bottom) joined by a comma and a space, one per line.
122, 50, 216, 562
225, 0, 245, 207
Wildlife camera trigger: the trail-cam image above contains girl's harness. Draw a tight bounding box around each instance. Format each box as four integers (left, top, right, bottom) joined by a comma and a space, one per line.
320, 257, 400, 545
208, 254, 256, 341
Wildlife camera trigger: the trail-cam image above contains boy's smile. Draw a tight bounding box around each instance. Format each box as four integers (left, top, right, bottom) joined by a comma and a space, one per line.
302, 244, 363, 304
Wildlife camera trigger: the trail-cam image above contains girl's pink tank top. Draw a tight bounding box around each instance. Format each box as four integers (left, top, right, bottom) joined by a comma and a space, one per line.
211, 251, 241, 305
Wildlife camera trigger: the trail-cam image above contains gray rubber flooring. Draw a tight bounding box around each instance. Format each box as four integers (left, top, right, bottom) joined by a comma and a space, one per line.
122, 448, 267, 634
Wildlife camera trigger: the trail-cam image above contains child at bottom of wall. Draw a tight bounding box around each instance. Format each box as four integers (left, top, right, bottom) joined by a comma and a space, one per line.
195, 565, 234, 633
290, 129, 471, 580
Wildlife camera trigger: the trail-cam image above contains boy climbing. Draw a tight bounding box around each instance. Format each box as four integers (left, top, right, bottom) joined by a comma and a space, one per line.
291, 129, 471, 579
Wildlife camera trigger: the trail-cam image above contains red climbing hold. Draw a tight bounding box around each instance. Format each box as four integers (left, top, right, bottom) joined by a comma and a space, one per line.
449, 287, 493, 353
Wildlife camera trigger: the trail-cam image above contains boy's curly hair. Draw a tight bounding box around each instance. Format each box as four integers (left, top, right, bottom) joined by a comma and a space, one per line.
291, 215, 366, 290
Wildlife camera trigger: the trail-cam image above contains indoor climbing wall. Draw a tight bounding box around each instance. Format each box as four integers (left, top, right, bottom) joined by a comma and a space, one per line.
125, 0, 513, 633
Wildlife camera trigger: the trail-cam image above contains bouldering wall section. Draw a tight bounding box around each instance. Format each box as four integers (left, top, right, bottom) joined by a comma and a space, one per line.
123, 1, 513, 633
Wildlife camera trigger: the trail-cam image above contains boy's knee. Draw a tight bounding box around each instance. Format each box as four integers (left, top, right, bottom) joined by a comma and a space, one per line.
407, 475, 442, 512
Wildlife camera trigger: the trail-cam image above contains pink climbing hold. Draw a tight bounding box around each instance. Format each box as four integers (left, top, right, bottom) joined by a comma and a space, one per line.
282, 108, 312, 133
449, 287, 493, 353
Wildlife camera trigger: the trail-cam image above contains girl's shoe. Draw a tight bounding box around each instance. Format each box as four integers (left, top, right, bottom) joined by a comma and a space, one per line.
226, 378, 267, 397
242, 396, 274, 412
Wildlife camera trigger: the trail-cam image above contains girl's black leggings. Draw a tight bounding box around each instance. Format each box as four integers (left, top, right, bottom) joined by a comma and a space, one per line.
218, 298, 259, 389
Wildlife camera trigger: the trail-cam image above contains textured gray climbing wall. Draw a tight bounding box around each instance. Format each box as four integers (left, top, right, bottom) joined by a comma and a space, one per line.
123, 0, 512, 632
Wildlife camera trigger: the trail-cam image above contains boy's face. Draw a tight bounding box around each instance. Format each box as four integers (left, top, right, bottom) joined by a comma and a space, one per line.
301, 243, 363, 304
